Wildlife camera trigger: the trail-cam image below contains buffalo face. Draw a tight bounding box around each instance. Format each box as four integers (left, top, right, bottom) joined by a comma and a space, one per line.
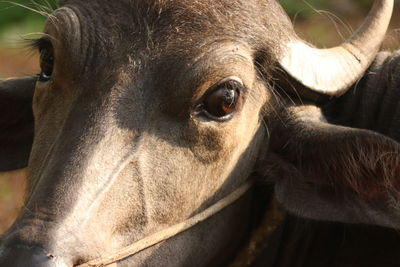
0, 1, 275, 265
0, 0, 397, 266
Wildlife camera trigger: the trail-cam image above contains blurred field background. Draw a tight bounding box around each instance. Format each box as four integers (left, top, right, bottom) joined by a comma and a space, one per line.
0, 0, 399, 233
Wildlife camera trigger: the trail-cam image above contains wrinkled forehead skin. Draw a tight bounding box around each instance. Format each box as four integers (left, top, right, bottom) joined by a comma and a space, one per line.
1, 0, 294, 266
55, 0, 291, 71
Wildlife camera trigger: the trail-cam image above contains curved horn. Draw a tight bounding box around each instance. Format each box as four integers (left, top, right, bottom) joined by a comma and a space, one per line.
280, 0, 394, 97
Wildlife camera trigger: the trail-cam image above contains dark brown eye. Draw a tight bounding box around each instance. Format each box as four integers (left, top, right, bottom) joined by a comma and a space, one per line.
200, 79, 243, 121
38, 47, 54, 82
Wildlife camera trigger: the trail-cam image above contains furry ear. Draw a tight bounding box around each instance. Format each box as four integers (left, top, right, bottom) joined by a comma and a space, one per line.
0, 77, 36, 171
261, 105, 400, 229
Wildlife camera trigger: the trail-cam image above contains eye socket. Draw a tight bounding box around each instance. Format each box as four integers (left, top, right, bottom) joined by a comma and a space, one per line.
38, 47, 54, 82
197, 79, 243, 121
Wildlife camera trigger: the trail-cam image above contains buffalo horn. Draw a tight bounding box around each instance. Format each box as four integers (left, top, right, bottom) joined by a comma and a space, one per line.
280, 0, 394, 97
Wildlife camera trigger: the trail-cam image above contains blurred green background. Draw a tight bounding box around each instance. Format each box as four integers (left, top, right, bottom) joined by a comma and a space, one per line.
0, 0, 56, 40
281, 0, 400, 17
0, 0, 399, 233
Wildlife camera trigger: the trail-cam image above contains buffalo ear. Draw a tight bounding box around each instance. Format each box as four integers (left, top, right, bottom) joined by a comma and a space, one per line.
260, 105, 400, 229
0, 77, 36, 171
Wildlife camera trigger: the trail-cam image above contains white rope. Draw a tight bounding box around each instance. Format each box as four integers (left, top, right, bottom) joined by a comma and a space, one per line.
77, 181, 254, 267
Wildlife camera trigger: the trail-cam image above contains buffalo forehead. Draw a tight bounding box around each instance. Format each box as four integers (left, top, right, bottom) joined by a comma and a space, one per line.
47, 1, 267, 106
55, 0, 283, 65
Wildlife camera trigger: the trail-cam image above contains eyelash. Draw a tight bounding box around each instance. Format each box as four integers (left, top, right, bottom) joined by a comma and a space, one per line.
29, 35, 52, 51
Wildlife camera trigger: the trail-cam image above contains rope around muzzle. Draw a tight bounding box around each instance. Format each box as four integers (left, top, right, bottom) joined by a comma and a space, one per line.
76, 181, 254, 267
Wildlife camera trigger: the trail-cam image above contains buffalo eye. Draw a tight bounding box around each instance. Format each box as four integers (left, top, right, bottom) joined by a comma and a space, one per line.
198, 78, 243, 121
38, 47, 54, 82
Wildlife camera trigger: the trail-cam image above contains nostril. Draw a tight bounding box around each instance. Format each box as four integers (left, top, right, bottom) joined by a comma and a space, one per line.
46, 252, 55, 260
73, 258, 88, 266
0, 245, 69, 267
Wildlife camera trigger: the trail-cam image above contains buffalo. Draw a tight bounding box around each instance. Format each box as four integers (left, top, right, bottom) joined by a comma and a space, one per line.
0, 0, 399, 266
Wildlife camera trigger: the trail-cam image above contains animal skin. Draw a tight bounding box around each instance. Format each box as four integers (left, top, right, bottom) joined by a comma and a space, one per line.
0, 0, 398, 266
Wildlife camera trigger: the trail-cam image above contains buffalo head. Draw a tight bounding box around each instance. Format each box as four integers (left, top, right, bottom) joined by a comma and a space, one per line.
0, 0, 397, 266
